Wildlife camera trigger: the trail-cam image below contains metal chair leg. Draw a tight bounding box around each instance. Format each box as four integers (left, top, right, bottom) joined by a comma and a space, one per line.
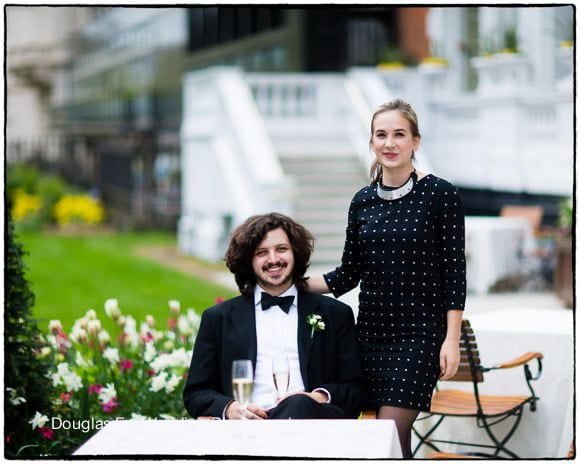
412, 415, 446, 457
480, 408, 524, 458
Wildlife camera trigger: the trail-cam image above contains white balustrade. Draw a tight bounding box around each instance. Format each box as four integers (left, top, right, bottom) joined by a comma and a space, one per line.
425, 86, 572, 196
246, 73, 356, 157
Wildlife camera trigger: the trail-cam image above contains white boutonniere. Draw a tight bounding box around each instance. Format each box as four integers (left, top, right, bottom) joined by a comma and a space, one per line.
306, 314, 325, 338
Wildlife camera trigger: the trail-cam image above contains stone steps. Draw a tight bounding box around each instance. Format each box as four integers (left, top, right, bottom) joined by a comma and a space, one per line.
279, 155, 366, 266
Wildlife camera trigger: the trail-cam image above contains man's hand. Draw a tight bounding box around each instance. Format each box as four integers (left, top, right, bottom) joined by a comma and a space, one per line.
225, 401, 268, 420
276, 390, 329, 405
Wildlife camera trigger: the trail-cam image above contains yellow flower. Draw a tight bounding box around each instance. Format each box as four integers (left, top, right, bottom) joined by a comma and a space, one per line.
12, 189, 42, 221
420, 56, 449, 66
53, 194, 105, 226
377, 61, 405, 70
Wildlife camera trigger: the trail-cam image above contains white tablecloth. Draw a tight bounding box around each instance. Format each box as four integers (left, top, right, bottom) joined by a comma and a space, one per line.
74, 418, 402, 458
465, 216, 533, 294
413, 307, 573, 458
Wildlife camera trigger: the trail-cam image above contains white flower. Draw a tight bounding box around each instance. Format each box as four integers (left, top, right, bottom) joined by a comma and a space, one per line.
103, 347, 119, 364
163, 340, 175, 351
7, 388, 26, 405
168, 300, 180, 314
63, 371, 83, 392
146, 315, 155, 327
165, 331, 176, 341
87, 319, 102, 336
177, 315, 192, 335
104, 298, 121, 319
76, 316, 89, 330
187, 309, 201, 330
98, 330, 111, 345
144, 342, 157, 363
131, 413, 150, 420
165, 374, 181, 393
122, 316, 139, 348
149, 347, 191, 372
125, 315, 137, 333
69, 326, 87, 344
49, 320, 62, 334
46, 334, 58, 349
160, 413, 176, 420
85, 309, 97, 320
29, 411, 49, 429
98, 383, 117, 403
150, 371, 168, 392
52, 362, 83, 392
306, 313, 325, 338
75, 351, 90, 368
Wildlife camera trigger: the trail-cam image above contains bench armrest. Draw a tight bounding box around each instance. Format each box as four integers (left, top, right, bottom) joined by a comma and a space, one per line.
491, 352, 543, 369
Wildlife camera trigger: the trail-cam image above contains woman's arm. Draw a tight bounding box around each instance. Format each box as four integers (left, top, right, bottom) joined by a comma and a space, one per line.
306, 275, 330, 294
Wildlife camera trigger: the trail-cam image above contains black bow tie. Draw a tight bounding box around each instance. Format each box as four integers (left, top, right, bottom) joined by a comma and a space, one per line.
261, 292, 294, 313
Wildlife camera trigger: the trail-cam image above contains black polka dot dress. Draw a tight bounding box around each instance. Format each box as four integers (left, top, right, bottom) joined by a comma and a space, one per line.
323, 175, 466, 411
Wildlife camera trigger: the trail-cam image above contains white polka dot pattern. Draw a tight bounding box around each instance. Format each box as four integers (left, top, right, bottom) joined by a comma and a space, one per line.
323, 175, 466, 411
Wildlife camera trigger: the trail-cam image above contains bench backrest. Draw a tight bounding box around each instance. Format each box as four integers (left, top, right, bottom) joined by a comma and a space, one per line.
448, 319, 483, 383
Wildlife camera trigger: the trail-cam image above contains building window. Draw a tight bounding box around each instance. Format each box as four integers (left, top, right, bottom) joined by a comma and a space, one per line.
186, 7, 286, 52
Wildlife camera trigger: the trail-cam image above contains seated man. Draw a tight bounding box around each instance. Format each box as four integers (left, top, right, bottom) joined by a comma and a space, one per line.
183, 213, 366, 420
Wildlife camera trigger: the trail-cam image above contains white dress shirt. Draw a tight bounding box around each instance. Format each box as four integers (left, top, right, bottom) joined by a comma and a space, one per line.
251, 284, 306, 408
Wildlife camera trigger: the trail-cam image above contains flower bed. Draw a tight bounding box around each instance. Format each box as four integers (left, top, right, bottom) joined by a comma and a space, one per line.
20, 298, 202, 455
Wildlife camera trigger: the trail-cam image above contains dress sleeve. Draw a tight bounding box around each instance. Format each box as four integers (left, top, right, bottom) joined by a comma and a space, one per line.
437, 184, 467, 311
323, 196, 364, 297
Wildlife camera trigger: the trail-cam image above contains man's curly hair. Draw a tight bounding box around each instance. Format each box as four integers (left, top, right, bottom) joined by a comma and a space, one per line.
224, 213, 314, 295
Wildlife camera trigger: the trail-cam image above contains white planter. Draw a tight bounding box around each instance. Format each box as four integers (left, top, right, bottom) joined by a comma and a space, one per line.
556, 46, 573, 89
417, 62, 450, 94
470, 56, 496, 95
471, 53, 532, 95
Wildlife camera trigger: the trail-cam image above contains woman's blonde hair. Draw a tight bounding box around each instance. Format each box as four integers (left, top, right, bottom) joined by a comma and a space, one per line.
369, 99, 420, 183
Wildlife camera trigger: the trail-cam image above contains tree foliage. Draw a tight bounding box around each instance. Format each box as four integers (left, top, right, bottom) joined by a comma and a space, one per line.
4, 205, 54, 457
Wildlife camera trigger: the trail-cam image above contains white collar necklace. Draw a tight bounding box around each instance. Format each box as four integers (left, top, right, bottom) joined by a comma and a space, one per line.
377, 171, 417, 201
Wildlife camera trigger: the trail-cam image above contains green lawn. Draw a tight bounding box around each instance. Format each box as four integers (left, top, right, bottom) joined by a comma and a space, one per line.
16, 229, 236, 334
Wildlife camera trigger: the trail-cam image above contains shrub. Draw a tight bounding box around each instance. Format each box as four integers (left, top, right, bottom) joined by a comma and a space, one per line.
5, 204, 55, 457
7, 164, 106, 228
23, 298, 200, 455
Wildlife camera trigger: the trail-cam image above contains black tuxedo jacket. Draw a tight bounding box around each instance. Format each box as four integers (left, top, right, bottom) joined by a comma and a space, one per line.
183, 290, 366, 418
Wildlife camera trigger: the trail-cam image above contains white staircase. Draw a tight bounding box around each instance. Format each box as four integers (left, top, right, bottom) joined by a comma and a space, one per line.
279, 155, 367, 266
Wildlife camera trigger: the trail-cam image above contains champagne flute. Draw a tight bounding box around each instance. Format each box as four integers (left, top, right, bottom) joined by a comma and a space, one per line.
272, 355, 290, 399
232, 359, 253, 419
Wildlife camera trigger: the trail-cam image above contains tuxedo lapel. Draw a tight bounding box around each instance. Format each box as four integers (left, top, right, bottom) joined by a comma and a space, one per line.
228, 294, 258, 368
296, 291, 321, 389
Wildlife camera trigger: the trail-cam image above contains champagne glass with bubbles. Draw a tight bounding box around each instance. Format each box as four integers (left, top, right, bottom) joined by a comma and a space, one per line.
232, 359, 253, 418
272, 355, 290, 399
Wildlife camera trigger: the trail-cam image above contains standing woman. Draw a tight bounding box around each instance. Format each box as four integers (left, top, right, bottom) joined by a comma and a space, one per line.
307, 99, 466, 458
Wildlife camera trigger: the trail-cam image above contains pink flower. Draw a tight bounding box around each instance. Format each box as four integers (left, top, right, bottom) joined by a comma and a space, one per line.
89, 384, 103, 395
215, 296, 225, 304
167, 318, 176, 330
119, 359, 133, 372
102, 398, 118, 413
60, 392, 72, 403
6, 435, 11, 443
140, 332, 154, 343
38, 427, 54, 440
146, 369, 155, 377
